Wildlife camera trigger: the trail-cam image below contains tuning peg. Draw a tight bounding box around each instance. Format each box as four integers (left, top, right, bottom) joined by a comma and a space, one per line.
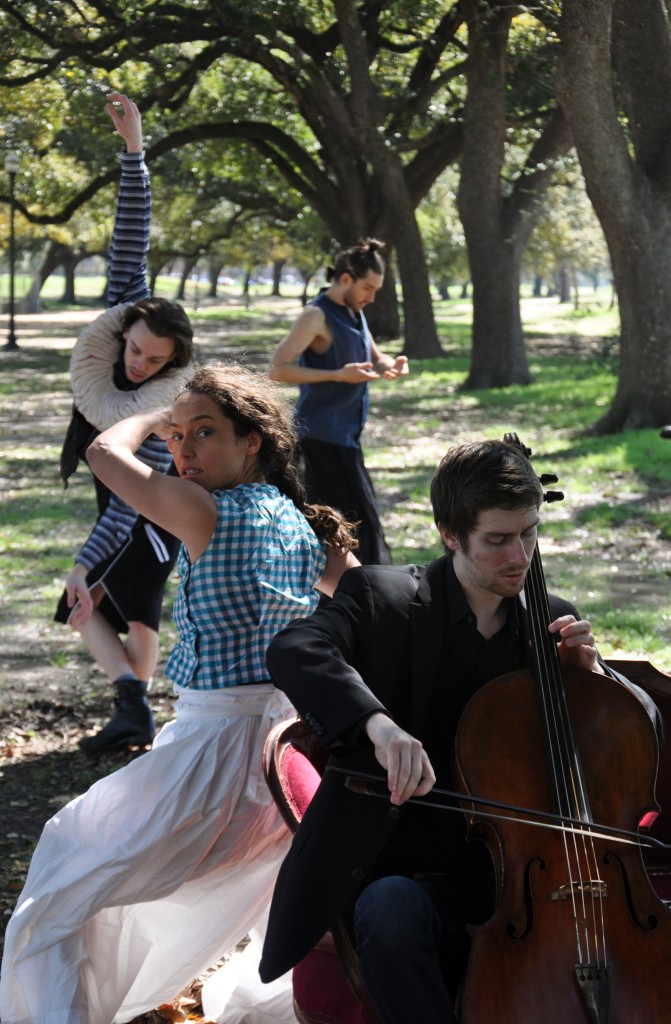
543, 490, 564, 503
540, 473, 558, 484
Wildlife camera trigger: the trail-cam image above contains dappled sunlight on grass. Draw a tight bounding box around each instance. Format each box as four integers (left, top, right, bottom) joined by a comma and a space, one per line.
521, 295, 619, 338
362, 303, 670, 667
1, 296, 669, 672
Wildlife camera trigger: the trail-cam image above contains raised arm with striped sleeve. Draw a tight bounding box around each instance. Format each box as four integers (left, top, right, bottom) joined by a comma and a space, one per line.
106, 149, 151, 307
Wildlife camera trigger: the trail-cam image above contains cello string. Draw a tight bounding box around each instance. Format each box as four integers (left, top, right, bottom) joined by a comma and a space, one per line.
523, 557, 576, 817
525, 542, 609, 967
524, 549, 590, 964
524, 494, 609, 969
498, 435, 608, 967
537, 549, 609, 969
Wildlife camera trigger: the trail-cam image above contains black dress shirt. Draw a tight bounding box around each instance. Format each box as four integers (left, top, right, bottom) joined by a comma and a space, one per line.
370, 558, 528, 880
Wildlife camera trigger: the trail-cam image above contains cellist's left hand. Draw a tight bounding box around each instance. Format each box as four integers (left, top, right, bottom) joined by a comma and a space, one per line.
548, 615, 605, 674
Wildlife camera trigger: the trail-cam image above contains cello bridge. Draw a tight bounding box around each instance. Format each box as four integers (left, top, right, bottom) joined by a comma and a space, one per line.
551, 880, 608, 902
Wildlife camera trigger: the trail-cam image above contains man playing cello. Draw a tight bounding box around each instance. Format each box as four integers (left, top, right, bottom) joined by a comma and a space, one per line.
259, 439, 663, 1024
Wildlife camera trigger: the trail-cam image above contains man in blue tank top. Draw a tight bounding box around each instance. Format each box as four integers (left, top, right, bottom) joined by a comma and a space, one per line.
269, 239, 409, 564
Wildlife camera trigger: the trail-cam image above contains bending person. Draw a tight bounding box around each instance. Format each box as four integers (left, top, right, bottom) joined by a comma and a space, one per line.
55, 93, 194, 753
0, 364, 358, 1024
269, 239, 408, 565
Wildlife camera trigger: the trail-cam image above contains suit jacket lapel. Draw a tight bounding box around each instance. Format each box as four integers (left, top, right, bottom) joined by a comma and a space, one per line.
409, 558, 448, 734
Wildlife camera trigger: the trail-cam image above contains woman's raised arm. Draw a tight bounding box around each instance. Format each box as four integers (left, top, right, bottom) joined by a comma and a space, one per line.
87, 409, 216, 560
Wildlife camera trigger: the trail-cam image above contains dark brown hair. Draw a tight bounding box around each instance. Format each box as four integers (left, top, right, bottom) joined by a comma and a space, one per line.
121, 297, 193, 368
326, 238, 386, 283
430, 440, 543, 551
183, 363, 358, 552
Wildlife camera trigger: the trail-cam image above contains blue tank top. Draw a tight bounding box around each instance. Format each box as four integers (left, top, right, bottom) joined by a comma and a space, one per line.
294, 292, 372, 448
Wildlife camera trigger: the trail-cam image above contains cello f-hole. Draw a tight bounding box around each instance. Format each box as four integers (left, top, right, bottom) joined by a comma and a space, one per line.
506, 857, 545, 939
602, 851, 659, 932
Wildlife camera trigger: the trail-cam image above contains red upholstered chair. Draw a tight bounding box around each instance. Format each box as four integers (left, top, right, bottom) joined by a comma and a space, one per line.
606, 659, 671, 901
263, 717, 381, 1024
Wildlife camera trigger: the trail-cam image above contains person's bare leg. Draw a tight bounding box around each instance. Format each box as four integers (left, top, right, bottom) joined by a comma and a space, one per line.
74, 610, 158, 685
75, 611, 155, 753
125, 621, 159, 683
77, 609, 135, 682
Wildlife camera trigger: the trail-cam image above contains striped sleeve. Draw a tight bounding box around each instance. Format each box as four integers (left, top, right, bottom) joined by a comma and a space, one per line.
76, 436, 172, 569
106, 150, 151, 308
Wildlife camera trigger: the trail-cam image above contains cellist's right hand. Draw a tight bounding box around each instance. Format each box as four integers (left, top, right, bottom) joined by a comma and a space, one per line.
364, 712, 436, 805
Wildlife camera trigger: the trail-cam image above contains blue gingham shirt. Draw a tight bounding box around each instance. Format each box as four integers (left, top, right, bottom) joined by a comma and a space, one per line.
165, 483, 327, 690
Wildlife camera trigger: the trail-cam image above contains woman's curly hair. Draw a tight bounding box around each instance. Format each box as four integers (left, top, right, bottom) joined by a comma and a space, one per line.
182, 363, 358, 553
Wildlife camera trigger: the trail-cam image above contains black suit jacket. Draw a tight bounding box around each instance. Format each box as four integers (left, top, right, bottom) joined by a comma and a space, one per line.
259, 558, 652, 982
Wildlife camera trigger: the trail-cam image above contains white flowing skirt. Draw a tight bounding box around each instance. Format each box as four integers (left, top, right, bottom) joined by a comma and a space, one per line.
0, 684, 296, 1024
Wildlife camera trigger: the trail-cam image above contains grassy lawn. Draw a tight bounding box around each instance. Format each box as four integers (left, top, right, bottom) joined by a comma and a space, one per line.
0, 290, 669, 683
0, 289, 669, 978
365, 296, 670, 668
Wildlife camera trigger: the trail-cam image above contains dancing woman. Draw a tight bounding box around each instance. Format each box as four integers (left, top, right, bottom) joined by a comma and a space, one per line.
1, 364, 357, 1024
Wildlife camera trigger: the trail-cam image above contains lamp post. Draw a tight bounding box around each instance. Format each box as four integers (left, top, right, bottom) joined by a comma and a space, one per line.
4, 150, 20, 351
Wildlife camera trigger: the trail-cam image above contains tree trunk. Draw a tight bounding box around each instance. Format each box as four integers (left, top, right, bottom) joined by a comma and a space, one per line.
559, 266, 571, 303
21, 239, 73, 313
176, 257, 197, 302
208, 259, 224, 298
60, 255, 79, 304
271, 259, 285, 297
300, 271, 314, 307
596, 210, 671, 429
328, 198, 429, 346
19, 276, 42, 314
558, 0, 671, 430
332, 0, 443, 358
458, 2, 573, 388
321, 173, 442, 351
364, 264, 401, 342
378, 170, 443, 354
241, 269, 253, 309
394, 221, 443, 358
22, 240, 74, 310
458, 4, 530, 387
463, 238, 529, 387
360, 160, 442, 354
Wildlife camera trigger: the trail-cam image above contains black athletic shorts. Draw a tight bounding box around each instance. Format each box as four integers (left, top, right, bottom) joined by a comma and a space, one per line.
54, 518, 180, 634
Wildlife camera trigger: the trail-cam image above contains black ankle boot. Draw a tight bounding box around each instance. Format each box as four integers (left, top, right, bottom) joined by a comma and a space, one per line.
79, 678, 155, 754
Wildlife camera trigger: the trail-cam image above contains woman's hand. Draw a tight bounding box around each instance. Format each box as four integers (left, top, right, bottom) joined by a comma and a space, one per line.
148, 406, 174, 442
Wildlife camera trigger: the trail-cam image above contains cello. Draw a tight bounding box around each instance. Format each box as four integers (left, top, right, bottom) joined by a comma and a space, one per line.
452, 435, 671, 1023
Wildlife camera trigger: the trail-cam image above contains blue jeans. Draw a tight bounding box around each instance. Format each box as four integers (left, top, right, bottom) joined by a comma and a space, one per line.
353, 873, 493, 1024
